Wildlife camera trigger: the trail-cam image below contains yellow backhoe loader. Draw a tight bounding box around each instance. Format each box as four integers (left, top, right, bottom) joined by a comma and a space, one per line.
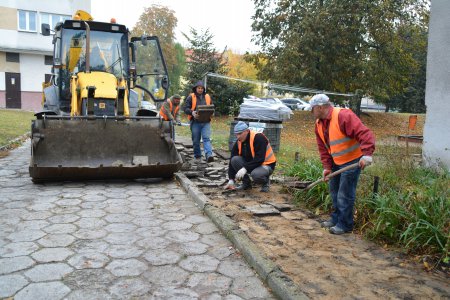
29, 11, 182, 182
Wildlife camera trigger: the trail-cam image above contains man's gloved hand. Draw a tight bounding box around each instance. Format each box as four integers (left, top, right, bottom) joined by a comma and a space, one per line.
235, 167, 247, 181
176, 121, 182, 126
359, 156, 373, 170
323, 169, 332, 182
224, 179, 236, 190
192, 111, 199, 119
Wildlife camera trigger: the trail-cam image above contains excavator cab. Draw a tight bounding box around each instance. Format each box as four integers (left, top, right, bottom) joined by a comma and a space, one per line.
29, 13, 182, 182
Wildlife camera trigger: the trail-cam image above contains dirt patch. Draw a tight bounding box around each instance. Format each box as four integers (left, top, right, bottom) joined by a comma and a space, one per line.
178, 139, 449, 299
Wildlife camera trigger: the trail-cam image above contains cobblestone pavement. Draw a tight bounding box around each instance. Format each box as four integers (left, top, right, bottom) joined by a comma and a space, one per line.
0, 141, 274, 300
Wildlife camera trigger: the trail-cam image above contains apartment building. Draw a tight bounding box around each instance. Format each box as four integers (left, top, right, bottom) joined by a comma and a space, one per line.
0, 0, 90, 111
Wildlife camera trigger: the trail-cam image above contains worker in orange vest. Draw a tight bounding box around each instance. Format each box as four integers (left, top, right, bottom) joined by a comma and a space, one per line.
311, 94, 375, 235
159, 94, 181, 124
224, 121, 277, 192
183, 81, 215, 163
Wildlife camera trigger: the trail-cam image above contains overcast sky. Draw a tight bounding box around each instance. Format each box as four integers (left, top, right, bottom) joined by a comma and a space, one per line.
91, 0, 258, 53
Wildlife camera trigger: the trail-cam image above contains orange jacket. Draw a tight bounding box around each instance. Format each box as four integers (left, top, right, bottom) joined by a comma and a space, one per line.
187, 93, 211, 120
316, 108, 363, 165
238, 131, 276, 165
159, 99, 180, 121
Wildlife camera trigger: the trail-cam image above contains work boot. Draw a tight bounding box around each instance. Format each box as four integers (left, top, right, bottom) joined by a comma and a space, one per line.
260, 181, 270, 192
320, 220, 335, 228
206, 155, 214, 163
329, 226, 351, 235
236, 179, 252, 190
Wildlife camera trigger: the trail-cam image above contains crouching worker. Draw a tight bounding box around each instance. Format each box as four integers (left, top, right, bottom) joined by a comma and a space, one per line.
224, 121, 276, 192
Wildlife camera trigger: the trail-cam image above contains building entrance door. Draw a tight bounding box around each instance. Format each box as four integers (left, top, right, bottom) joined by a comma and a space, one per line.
5, 72, 21, 109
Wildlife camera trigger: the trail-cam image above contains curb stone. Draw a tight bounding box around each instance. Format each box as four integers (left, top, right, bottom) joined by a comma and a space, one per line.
175, 172, 309, 300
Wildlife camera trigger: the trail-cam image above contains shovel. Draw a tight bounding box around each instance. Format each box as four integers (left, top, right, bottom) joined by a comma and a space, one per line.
303, 162, 360, 191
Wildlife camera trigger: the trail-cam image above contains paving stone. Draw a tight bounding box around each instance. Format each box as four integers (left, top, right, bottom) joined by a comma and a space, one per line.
51, 206, 81, 214
162, 220, 193, 231
218, 260, 256, 278
184, 214, 211, 224
81, 195, 107, 202
132, 217, 163, 227
194, 222, 219, 234
209, 246, 235, 260
48, 214, 80, 224
0, 256, 35, 274
104, 223, 137, 233
166, 230, 200, 243
28, 202, 56, 211
71, 240, 109, 254
0, 242, 39, 257
73, 229, 107, 239
16, 220, 50, 230
80, 201, 107, 209
136, 227, 167, 238
187, 272, 233, 295
137, 236, 172, 250
104, 232, 140, 244
0, 274, 29, 298
20, 211, 54, 221
150, 286, 199, 300
201, 234, 230, 247
77, 209, 106, 218
68, 252, 110, 269
144, 249, 182, 266
231, 276, 272, 299
65, 289, 110, 300
32, 248, 74, 262
24, 263, 73, 282
143, 265, 189, 286
74, 217, 107, 229
109, 278, 151, 298
179, 255, 220, 272
158, 212, 186, 221
106, 258, 148, 276
54, 198, 82, 206
37, 234, 75, 247
64, 269, 115, 290
178, 241, 210, 255
106, 244, 143, 258
7, 230, 46, 242
14, 281, 70, 300
103, 213, 134, 223
43, 223, 77, 234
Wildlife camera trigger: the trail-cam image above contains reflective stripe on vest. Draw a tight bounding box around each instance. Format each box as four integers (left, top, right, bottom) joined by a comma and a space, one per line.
159, 99, 179, 121
188, 93, 211, 120
238, 131, 276, 165
316, 108, 362, 165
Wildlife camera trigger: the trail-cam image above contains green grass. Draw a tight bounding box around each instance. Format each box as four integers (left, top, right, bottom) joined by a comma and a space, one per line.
0, 109, 34, 147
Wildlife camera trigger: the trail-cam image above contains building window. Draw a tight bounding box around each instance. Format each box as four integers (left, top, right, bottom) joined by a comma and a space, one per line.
18, 10, 37, 32
40, 13, 71, 31
6, 52, 20, 63
45, 55, 53, 65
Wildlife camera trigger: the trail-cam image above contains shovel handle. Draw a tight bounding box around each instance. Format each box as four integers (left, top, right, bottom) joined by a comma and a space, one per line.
304, 162, 360, 191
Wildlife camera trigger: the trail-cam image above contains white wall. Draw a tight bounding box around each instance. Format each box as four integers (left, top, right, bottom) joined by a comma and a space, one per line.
0, 72, 4, 90
21, 54, 52, 91
423, 0, 450, 170
0, 0, 91, 15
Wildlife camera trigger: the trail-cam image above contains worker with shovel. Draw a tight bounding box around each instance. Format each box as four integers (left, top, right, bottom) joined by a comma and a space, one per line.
224, 121, 277, 192
311, 94, 375, 235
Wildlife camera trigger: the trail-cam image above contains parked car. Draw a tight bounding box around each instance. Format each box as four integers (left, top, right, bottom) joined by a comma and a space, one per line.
141, 100, 156, 110
281, 98, 311, 111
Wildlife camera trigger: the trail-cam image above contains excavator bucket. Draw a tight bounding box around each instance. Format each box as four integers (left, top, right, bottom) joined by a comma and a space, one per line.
29, 117, 182, 182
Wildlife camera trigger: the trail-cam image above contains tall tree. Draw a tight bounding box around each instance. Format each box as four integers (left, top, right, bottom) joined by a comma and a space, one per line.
250, 0, 429, 111
183, 28, 253, 115
132, 5, 182, 95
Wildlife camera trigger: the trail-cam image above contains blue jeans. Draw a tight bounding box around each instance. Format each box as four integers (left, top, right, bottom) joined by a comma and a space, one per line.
329, 158, 361, 231
190, 121, 213, 158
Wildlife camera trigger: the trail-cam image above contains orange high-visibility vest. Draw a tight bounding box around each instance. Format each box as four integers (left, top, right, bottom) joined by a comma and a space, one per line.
238, 131, 276, 165
316, 108, 363, 165
159, 99, 180, 121
188, 93, 211, 120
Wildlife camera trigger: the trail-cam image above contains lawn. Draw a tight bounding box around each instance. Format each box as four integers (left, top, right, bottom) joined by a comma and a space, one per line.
0, 109, 35, 147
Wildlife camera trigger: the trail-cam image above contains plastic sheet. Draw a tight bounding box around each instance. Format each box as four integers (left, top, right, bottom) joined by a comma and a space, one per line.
238, 97, 292, 121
